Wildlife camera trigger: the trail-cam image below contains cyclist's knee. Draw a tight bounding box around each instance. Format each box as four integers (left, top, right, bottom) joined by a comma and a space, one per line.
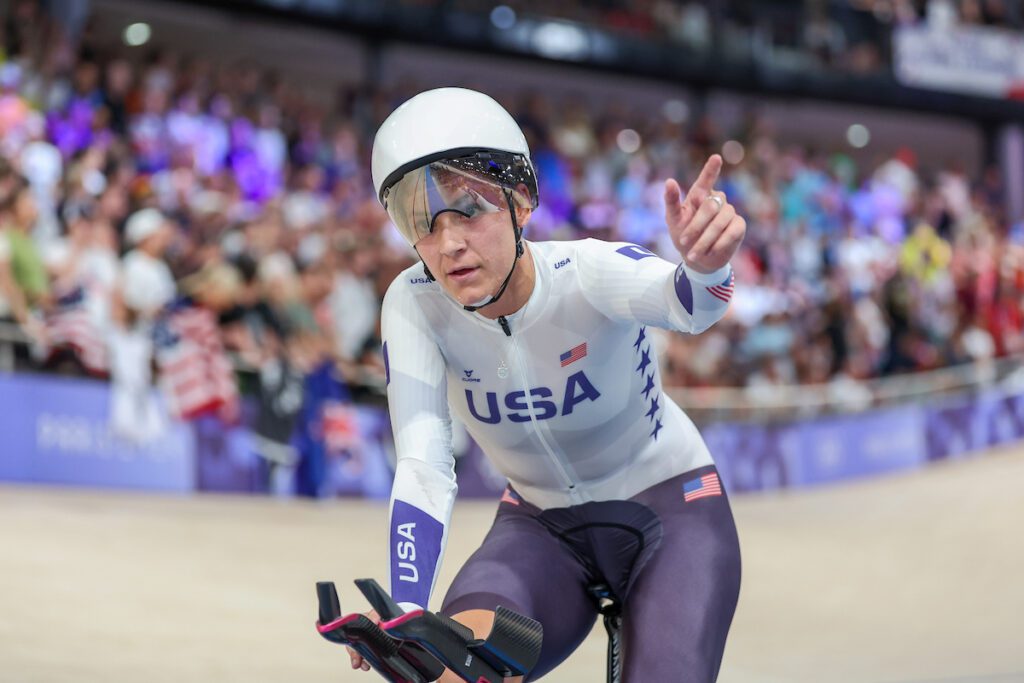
440, 610, 523, 683
451, 608, 496, 638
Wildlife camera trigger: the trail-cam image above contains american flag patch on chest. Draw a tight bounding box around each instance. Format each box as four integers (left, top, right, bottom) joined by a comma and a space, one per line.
560, 342, 587, 367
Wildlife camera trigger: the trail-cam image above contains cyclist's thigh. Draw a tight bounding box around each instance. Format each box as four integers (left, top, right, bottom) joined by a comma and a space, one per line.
621, 467, 742, 682
440, 501, 597, 681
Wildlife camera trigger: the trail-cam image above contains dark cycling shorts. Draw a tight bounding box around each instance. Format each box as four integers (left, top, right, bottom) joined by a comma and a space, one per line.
440, 465, 741, 682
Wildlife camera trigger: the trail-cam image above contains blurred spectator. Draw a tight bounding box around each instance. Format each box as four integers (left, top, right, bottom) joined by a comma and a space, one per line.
250, 326, 305, 496
38, 199, 118, 374
329, 234, 381, 363
119, 208, 175, 322
0, 176, 48, 342
106, 208, 178, 442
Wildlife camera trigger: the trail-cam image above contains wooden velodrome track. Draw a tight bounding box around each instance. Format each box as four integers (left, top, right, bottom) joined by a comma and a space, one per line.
1, 445, 1022, 683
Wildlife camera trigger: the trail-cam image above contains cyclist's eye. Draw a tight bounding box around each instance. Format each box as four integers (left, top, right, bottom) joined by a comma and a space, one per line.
428, 208, 472, 233
447, 191, 493, 218
466, 191, 501, 216
446, 193, 477, 216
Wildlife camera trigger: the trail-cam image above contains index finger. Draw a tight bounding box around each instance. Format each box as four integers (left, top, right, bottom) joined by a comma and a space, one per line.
686, 154, 723, 203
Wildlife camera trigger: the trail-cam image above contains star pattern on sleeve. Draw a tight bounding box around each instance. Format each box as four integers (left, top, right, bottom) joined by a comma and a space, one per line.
632, 325, 662, 441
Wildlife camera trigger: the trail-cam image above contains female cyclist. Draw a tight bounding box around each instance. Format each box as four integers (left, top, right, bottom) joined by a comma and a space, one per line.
354, 87, 745, 682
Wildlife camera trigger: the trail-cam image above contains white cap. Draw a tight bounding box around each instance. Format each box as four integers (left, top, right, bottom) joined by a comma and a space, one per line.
258, 251, 297, 284
371, 87, 532, 203
121, 251, 176, 314
125, 208, 167, 246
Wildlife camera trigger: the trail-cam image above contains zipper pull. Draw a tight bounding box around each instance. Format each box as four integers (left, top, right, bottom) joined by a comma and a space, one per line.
498, 316, 512, 337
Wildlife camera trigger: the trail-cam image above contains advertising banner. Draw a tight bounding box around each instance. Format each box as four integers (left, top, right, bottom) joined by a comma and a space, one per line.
0, 374, 194, 491
894, 25, 1024, 99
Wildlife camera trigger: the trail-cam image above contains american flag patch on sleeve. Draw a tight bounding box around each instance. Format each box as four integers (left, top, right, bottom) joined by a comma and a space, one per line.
500, 488, 520, 506
683, 473, 722, 502
705, 271, 735, 304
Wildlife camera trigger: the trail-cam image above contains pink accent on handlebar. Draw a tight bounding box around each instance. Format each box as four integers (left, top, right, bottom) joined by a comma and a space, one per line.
315, 613, 362, 634
378, 609, 426, 631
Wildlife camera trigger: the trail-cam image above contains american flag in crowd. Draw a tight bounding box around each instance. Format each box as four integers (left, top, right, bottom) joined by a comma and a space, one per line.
322, 400, 360, 452
683, 473, 722, 502
705, 271, 735, 304
44, 287, 108, 375
154, 304, 238, 421
560, 342, 588, 367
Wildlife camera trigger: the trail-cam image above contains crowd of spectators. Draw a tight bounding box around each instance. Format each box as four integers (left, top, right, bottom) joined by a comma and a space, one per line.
397, 0, 1023, 75
0, 0, 1022, 426
416, 0, 1024, 34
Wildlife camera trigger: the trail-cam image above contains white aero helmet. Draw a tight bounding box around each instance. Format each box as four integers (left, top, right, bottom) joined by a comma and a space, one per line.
371, 87, 539, 248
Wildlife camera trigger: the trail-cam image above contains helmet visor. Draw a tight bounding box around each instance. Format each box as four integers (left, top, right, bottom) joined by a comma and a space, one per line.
383, 160, 532, 246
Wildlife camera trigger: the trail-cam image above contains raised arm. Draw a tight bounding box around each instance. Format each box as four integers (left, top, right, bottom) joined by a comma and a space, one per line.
577, 156, 745, 334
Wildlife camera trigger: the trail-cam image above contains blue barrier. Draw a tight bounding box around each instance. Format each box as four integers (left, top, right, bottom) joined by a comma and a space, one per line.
2, 373, 1022, 496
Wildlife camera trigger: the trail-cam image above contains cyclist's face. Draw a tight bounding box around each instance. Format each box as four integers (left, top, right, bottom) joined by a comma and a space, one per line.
415, 194, 529, 307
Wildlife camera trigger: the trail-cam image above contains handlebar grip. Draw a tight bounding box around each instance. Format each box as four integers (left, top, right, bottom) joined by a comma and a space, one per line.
355, 578, 406, 621
316, 581, 342, 624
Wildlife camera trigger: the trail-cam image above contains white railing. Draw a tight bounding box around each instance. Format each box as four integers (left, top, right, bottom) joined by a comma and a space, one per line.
667, 355, 1024, 424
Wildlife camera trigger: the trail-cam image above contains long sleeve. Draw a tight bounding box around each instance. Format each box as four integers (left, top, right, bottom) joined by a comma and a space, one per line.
380, 280, 458, 611
575, 239, 733, 334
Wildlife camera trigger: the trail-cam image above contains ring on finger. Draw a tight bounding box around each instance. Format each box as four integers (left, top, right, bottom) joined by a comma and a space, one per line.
706, 194, 724, 210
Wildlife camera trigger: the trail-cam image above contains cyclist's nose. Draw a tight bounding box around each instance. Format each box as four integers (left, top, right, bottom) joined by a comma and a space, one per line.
434, 214, 468, 257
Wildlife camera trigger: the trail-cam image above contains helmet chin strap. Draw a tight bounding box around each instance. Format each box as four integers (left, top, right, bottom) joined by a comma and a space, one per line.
420, 190, 525, 314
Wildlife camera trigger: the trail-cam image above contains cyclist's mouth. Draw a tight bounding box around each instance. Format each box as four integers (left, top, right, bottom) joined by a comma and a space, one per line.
448, 266, 478, 282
